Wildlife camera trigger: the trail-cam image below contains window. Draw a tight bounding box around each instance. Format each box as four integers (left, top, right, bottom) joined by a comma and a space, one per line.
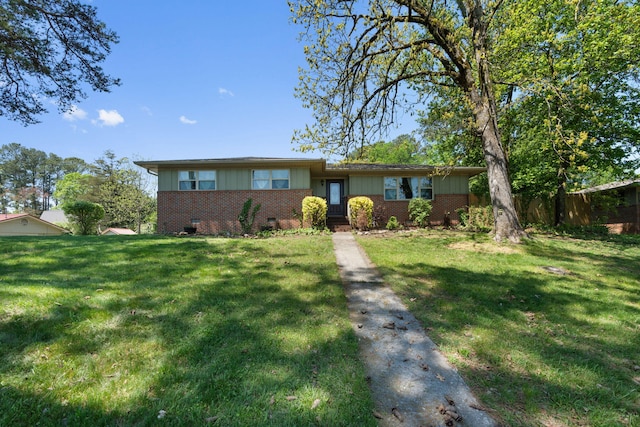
384, 177, 432, 200
178, 170, 216, 190
252, 169, 289, 189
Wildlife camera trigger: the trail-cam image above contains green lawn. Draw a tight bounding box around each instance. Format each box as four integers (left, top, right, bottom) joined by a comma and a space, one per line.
3, 232, 639, 426
356, 230, 640, 427
0, 235, 375, 427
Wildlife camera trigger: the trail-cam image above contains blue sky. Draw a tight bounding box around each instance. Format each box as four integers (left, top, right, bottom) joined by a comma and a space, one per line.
3, 1, 416, 164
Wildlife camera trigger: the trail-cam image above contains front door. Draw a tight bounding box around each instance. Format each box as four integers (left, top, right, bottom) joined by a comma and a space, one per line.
327, 179, 345, 217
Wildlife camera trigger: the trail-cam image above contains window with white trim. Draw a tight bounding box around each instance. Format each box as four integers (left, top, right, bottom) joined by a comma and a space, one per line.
252, 169, 290, 189
384, 177, 432, 200
178, 170, 216, 190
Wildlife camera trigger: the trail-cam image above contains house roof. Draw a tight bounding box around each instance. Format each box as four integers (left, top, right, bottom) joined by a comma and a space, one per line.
134, 157, 486, 177
326, 162, 486, 177
0, 213, 31, 222
101, 227, 137, 235
571, 179, 640, 194
0, 213, 68, 233
134, 157, 327, 175
40, 210, 69, 223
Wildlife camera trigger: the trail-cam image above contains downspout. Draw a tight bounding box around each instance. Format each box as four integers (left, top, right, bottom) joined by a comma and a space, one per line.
144, 168, 158, 234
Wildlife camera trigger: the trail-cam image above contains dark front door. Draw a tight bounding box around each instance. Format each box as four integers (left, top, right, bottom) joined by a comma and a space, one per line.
327, 180, 345, 217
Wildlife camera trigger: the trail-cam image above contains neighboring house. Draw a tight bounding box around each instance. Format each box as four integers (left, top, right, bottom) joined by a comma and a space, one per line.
102, 227, 137, 235
40, 209, 70, 227
571, 179, 640, 234
134, 157, 485, 234
0, 213, 69, 236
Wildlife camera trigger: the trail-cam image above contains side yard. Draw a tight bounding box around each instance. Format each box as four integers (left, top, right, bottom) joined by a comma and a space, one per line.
0, 235, 375, 426
356, 231, 640, 427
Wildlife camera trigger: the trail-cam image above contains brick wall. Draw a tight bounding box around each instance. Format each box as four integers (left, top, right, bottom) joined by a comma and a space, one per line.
592, 204, 640, 234
158, 189, 312, 234
362, 194, 470, 226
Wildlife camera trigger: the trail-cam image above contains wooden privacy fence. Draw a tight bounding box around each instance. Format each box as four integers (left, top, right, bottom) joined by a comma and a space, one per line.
471, 193, 638, 233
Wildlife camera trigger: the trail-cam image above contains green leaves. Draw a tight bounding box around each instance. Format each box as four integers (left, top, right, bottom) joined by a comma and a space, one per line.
63, 200, 105, 235
0, 0, 119, 124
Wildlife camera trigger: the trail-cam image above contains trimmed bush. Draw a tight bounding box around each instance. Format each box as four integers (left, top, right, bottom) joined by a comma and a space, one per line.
408, 198, 432, 228
302, 196, 327, 229
348, 196, 373, 230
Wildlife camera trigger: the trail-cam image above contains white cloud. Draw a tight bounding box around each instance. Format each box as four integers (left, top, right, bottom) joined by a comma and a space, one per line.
218, 87, 234, 97
179, 115, 197, 125
63, 105, 88, 122
94, 109, 124, 127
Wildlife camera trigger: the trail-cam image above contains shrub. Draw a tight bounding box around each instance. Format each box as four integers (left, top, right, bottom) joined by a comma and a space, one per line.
457, 205, 494, 231
238, 198, 261, 234
63, 201, 105, 235
291, 207, 303, 228
386, 216, 401, 230
348, 196, 373, 230
469, 205, 494, 231
456, 207, 469, 227
372, 204, 388, 229
302, 196, 327, 229
408, 198, 432, 228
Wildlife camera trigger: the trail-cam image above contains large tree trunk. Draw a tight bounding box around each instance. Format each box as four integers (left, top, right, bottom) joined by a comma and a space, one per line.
467, 4, 526, 242
473, 98, 526, 242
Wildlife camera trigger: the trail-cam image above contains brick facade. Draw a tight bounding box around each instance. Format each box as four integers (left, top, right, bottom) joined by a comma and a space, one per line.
158, 189, 312, 234
158, 190, 470, 234
592, 204, 640, 234
363, 194, 470, 226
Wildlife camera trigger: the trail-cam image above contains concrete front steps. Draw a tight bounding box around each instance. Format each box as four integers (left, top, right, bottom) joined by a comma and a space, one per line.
327, 216, 351, 232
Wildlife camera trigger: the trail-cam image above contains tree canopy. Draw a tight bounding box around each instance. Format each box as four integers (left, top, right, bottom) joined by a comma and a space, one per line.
63, 200, 104, 235
0, 0, 119, 124
418, 0, 640, 224
0, 144, 156, 232
347, 134, 425, 164
291, 0, 526, 241
290, 0, 639, 238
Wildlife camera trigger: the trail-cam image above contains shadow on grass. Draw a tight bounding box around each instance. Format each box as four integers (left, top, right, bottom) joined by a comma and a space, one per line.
0, 235, 375, 426
523, 236, 640, 288
378, 256, 639, 426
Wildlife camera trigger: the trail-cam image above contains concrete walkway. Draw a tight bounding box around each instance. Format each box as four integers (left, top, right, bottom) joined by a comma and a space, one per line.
332, 232, 497, 427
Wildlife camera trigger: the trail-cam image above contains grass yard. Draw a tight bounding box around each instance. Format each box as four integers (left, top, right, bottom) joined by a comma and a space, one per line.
0, 235, 375, 427
356, 230, 640, 427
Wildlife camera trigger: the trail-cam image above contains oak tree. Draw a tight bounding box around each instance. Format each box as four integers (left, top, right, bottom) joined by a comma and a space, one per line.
418, 0, 639, 225
290, 0, 526, 242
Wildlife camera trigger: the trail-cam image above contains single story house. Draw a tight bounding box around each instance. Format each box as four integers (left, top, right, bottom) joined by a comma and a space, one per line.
571, 179, 640, 234
101, 227, 137, 235
134, 157, 485, 234
0, 213, 69, 236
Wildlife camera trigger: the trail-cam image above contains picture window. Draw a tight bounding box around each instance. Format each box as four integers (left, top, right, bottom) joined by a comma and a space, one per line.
384, 176, 432, 200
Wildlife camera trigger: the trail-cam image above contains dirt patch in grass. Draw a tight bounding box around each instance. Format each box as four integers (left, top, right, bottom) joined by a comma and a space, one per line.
447, 240, 521, 254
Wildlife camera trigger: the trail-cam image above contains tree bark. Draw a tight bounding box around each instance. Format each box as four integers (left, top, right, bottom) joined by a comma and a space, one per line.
555, 162, 568, 226
473, 97, 526, 242
467, 2, 526, 242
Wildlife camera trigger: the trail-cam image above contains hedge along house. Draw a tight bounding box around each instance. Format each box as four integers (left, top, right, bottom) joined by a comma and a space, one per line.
134, 157, 486, 234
